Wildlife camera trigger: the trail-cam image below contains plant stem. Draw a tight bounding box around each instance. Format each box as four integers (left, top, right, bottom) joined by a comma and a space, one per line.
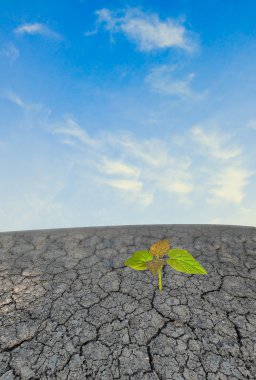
158, 268, 162, 291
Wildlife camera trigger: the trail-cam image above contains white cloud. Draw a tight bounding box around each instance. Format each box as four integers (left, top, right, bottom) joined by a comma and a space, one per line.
1, 91, 52, 134
2, 91, 51, 115
206, 165, 255, 204
46, 116, 195, 207
191, 126, 242, 160
95, 8, 119, 32
3, 91, 26, 108
94, 7, 197, 52
145, 65, 204, 100
45, 114, 256, 209
188, 125, 256, 204
1, 43, 19, 62
84, 29, 98, 36
97, 157, 141, 177
48, 115, 100, 149
1, 89, 255, 231
14, 23, 62, 39
95, 178, 154, 207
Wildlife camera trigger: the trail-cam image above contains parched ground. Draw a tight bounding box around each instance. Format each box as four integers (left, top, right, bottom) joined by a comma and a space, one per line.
0, 224, 255, 380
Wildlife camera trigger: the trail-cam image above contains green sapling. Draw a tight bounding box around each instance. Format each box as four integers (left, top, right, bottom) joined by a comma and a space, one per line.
124, 239, 207, 291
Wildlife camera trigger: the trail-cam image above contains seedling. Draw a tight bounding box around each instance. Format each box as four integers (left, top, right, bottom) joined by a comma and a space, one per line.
124, 239, 207, 291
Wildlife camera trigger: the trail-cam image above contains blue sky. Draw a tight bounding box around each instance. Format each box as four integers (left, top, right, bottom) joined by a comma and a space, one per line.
1, 0, 256, 232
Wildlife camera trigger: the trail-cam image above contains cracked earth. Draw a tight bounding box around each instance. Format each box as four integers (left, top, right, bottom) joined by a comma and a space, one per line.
0, 224, 255, 380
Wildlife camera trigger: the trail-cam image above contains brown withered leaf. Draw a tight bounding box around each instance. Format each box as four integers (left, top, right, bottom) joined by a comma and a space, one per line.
146, 258, 165, 276
149, 239, 170, 258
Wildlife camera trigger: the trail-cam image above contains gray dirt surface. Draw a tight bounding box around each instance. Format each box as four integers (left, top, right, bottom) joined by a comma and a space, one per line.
0, 223, 255, 380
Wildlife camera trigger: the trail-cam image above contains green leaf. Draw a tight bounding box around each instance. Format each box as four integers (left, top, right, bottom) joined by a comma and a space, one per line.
166, 249, 207, 274
124, 250, 153, 270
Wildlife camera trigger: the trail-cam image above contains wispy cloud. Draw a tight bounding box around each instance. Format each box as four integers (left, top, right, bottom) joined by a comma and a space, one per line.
145, 65, 205, 100
3, 88, 254, 210
92, 7, 198, 52
2, 90, 47, 113
3, 90, 26, 108
45, 112, 256, 209
1, 92, 255, 231
206, 164, 254, 204
14, 22, 62, 39
1, 43, 19, 62
96, 157, 141, 177
191, 126, 242, 159
189, 125, 255, 204
2, 90, 52, 131
47, 115, 195, 206
48, 115, 101, 149
84, 29, 98, 36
